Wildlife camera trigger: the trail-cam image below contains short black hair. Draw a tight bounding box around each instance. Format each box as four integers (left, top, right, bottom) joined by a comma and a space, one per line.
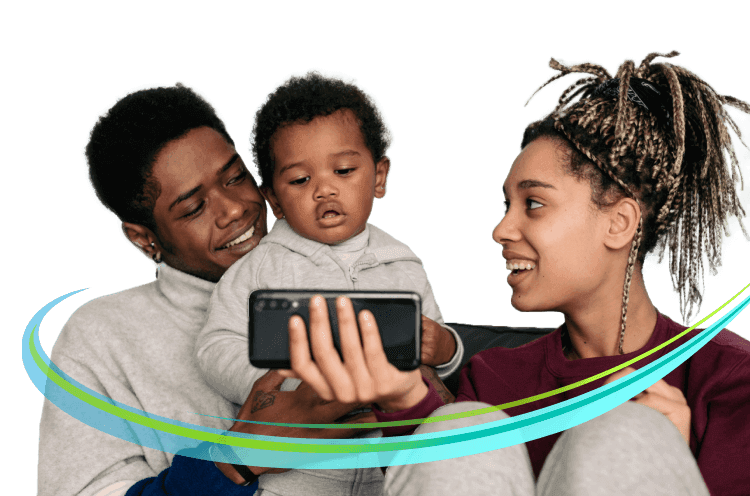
252, 72, 391, 188
86, 84, 234, 232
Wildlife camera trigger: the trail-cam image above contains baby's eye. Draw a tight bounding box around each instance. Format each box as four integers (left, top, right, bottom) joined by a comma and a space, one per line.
527, 199, 543, 210
335, 168, 355, 175
289, 176, 310, 185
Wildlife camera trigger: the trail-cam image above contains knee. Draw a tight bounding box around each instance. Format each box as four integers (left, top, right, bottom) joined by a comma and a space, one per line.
413, 401, 509, 435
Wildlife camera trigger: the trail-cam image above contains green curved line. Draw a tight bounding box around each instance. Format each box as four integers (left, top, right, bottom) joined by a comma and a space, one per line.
31, 281, 749, 441
196, 281, 750, 429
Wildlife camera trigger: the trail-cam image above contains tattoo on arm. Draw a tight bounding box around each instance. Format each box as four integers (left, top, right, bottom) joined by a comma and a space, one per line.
419, 365, 456, 405
251, 390, 278, 413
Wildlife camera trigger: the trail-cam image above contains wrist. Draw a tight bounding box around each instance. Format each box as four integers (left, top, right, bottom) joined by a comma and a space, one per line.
437, 327, 457, 365
215, 461, 264, 485
376, 373, 429, 412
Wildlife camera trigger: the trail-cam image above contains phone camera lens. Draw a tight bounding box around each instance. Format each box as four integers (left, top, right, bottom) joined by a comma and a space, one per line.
269, 300, 277, 309
254, 300, 265, 311
291, 301, 299, 309
281, 301, 290, 309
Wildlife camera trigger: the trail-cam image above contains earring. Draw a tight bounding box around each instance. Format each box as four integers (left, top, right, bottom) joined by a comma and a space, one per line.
379, 186, 385, 191
150, 242, 162, 263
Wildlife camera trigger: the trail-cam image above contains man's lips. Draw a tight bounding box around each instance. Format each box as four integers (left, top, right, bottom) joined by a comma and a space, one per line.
217, 214, 263, 250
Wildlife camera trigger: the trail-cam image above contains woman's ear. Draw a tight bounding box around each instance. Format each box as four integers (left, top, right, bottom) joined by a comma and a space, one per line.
374, 157, 390, 199
604, 197, 641, 250
122, 222, 160, 259
260, 185, 285, 219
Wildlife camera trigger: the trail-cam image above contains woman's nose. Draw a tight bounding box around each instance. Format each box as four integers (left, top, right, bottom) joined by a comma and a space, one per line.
492, 210, 520, 246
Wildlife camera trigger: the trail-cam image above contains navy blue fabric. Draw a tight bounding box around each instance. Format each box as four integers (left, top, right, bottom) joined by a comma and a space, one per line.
125, 442, 258, 496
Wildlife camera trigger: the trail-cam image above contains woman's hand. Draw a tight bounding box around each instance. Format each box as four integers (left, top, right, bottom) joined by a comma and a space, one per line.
280, 295, 428, 413
420, 316, 456, 367
605, 367, 691, 444
217, 369, 377, 483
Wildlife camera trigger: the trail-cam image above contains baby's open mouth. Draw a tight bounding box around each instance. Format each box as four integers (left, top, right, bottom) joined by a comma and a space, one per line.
322, 210, 340, 219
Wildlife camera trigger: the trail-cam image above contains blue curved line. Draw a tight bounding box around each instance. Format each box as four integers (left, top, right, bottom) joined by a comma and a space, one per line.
23, 287, 750, 468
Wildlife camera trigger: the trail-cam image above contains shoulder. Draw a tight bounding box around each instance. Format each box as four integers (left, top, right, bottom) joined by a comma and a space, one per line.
52, 282, 158, 360
367, 224, 422, 263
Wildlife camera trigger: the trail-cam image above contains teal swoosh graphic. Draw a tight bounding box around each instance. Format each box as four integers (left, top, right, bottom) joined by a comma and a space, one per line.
23, 283, 750, 468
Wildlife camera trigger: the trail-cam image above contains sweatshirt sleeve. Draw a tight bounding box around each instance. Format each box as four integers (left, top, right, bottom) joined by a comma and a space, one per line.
196, 252, 270, 405
124, 444, 256, 496
694, 354, 750, 496
374, 379, 447, 437
412, 269, 464, 379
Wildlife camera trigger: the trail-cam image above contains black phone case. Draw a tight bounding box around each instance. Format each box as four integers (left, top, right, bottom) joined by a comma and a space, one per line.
248, 290, 421, 370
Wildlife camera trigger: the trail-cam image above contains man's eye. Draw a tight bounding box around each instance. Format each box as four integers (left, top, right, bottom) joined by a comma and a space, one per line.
335, 168, 355, 175
183, 201, 205, 218
527, 199, 543, 210
289, 176, 310, 185
228, 170, 247, 185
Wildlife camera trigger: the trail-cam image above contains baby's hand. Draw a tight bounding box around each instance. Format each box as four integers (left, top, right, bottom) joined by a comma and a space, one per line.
420, 316, 456, 367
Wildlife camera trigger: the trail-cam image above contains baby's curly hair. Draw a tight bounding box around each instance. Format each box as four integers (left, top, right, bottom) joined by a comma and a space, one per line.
523, 52, 749, 352
252, 72, 391, 188
86, 84, 233, 233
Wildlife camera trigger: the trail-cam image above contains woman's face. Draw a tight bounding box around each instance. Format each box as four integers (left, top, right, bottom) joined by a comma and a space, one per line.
149, 126, 268, 282
492, 138, 612, 315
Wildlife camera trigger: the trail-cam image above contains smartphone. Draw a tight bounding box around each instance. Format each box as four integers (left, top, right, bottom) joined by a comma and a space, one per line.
249, 290, 421, 370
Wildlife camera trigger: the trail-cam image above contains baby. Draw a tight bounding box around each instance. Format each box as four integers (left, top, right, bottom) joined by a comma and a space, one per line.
197, 73, 463, 406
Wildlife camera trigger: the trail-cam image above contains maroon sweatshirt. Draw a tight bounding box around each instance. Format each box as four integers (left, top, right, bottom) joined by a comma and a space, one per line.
376, 313, 750, 495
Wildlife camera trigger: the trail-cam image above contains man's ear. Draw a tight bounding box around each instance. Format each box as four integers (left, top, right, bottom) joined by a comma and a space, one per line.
374, 157, 390, 199
260, 186, 285, 219
122, 222, 160, 259
603, 197, 641, 251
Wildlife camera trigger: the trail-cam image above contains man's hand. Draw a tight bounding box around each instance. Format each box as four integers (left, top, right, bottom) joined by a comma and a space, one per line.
604, 367, 691, 444
216, 370, 376, 483
420, 316, 456, 367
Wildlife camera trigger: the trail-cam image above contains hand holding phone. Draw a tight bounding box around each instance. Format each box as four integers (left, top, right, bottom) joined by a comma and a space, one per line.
280, 295, 430, 412
249, 290, 421, 371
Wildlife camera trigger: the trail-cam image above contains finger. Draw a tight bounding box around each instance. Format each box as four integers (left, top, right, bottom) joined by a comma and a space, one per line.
643, 379, 687, 405
603, 366, 637, 386
358, 310, 389, 369
276, 369, 301, 379
288, 313, 334, 401
308, 296, 357, 402
336, 297, 375, 400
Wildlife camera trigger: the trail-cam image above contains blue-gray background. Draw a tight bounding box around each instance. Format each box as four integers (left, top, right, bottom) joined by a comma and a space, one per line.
4, 2, 750, 493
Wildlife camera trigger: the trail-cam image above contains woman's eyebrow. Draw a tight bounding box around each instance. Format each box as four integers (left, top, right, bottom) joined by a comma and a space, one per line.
518, 179, 556, 190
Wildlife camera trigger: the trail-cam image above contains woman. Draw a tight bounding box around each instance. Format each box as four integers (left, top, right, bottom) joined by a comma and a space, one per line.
283, 52, 750, 495
37, 85, 376, 496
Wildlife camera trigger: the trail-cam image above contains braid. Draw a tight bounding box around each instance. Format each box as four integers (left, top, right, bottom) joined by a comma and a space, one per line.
524, 52, 750, 352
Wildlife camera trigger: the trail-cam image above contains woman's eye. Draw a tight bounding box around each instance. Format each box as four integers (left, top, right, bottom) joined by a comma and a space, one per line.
335, 168, 355, 175
527, 199, 543, 210
503, 200, 510, 213
183, 201, 205, 218
289, 176, 310, 185
228, 169, 247, 185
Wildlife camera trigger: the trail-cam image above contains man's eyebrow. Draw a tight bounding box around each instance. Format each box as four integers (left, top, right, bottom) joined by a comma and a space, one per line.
518, 179, 556, 190
169, 154, 241, 212
169, 185, 202, 212
217, 153, 240, 175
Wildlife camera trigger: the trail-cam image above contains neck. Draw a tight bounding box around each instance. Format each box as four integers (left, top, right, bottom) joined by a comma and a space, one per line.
563, 265, 657, 358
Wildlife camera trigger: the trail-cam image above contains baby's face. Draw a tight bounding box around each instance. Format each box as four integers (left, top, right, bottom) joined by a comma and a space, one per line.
264, 109, 389, 245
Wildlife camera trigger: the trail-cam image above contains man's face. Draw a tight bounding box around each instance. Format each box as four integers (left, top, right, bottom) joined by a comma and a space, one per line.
149, 126, 268, 281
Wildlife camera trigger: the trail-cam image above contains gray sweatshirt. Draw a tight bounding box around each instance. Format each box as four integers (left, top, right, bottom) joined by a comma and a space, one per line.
197, 220, 464, 405
38, 264, 236, 496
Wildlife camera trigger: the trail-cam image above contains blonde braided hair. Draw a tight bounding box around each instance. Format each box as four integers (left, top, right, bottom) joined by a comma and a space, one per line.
522, 52, 748, 354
